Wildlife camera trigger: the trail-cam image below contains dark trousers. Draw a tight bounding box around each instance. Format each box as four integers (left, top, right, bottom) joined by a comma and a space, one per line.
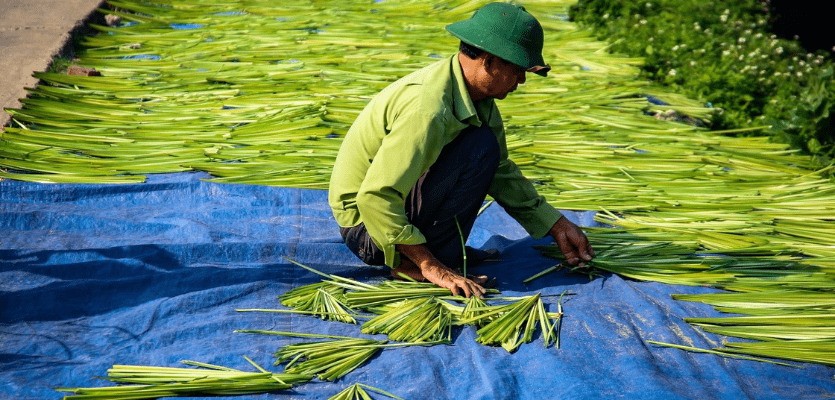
340, 124, 500, 270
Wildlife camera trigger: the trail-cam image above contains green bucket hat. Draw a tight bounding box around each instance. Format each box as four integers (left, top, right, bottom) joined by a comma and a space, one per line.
446, 2, 550, 77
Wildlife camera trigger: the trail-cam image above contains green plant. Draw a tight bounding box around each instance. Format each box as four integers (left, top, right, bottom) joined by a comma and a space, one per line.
361, 297, 453, 343
236, 330, 445, 381
329, 383, 404, 400
570, 0, 835, 163
57, 358, 311, 399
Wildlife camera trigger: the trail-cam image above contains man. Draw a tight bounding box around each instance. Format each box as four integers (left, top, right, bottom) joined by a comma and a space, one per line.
328, 2, 594, 298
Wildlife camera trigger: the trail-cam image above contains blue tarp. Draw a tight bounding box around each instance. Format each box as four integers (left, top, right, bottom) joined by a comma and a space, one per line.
1, 172, 833, 399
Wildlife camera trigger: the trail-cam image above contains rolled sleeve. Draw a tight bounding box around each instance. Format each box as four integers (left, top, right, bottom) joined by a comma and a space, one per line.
356, 109, 448, 267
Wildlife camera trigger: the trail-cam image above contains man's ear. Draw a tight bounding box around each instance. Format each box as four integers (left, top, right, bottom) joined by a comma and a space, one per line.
483, 53, 496, 68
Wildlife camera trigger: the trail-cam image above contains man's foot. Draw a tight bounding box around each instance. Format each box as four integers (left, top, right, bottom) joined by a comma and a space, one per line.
466, 247, 500, 267
481, 276, 498, 289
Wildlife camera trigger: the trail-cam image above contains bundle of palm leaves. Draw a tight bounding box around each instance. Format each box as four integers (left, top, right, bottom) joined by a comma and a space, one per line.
57, 358, 312, 399
244, 259, 561, 354
328, 383, 404, 400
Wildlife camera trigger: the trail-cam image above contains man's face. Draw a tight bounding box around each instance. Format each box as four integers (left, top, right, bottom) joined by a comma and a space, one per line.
483, 56, 527, 100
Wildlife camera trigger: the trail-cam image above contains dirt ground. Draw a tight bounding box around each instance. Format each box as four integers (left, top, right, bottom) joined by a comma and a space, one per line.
0, 0, 106, 128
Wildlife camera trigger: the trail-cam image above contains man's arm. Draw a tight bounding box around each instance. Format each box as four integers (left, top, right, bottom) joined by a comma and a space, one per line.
396, 243, 486, 298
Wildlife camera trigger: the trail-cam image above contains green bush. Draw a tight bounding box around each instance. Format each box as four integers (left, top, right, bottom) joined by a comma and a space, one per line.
570, 0, 834, 165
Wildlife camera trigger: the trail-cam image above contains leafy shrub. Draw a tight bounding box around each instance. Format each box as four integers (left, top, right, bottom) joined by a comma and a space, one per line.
570, 0, 834, 165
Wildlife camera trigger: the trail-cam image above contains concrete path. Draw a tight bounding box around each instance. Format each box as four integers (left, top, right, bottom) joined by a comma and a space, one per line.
0, 0, 105, 128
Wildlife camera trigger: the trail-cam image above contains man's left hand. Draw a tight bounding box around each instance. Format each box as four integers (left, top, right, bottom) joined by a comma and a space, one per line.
549, 216, 594, 266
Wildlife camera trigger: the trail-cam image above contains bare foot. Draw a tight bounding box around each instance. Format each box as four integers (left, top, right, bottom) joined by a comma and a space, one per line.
391, 258, 489, 285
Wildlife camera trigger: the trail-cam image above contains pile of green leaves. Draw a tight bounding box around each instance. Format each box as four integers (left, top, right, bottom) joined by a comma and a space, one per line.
329, 383, 404, 400
245, 259, 563, 355
58, 353, 406, 399
535, 227, 835, 366
57, 358, 312, 399
0, 0, 712, 184
569, 0, 834, 163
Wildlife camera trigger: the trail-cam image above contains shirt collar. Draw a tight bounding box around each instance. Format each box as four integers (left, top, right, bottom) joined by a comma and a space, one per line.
451, 54, 483, 126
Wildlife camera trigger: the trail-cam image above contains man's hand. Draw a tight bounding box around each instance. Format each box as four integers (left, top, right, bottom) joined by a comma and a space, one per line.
549, 216, 594, 266
395, 243, 487, 298
418, 259, 487, 298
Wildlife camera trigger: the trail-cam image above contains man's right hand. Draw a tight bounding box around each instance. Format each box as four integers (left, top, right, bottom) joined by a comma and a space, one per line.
418, 259, 487, 298
395, 243, 487, 298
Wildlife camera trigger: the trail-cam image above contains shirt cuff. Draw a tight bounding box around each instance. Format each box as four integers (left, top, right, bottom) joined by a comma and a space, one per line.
382, 224, 427, 267
519, 203, 563, 239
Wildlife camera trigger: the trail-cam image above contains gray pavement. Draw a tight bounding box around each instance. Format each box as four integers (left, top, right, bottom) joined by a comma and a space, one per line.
1, 0, 105, 128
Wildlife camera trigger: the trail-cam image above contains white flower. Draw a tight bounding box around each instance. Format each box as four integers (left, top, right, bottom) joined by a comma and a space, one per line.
720, 14, 728, 22
738, 37, 746, 43
603, 13, 609, 19
690, 61, 697, 67
799, 60, 805, 66
738, 55, 744, 61
640, 19, 647, 25
723, 8, 730, 14
672, 45, 679, 51
722, 50, 731, 56
775, 47, 783, 54
797, 72, 803, 77
669, 69, 676, 76
646, 2, 652, 7
755, 33, 763, 39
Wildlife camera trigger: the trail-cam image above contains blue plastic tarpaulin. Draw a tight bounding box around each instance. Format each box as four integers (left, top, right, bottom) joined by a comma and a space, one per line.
2, 172, 833, 399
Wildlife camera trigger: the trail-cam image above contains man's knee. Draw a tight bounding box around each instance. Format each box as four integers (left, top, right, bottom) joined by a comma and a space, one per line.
340, 223, 386, 266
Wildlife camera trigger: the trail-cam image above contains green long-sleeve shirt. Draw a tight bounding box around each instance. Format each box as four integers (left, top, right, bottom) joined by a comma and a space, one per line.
328, 54, 562, 267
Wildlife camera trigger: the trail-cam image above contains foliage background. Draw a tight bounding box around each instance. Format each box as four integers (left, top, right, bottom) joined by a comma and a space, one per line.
569, 0, 834, 165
